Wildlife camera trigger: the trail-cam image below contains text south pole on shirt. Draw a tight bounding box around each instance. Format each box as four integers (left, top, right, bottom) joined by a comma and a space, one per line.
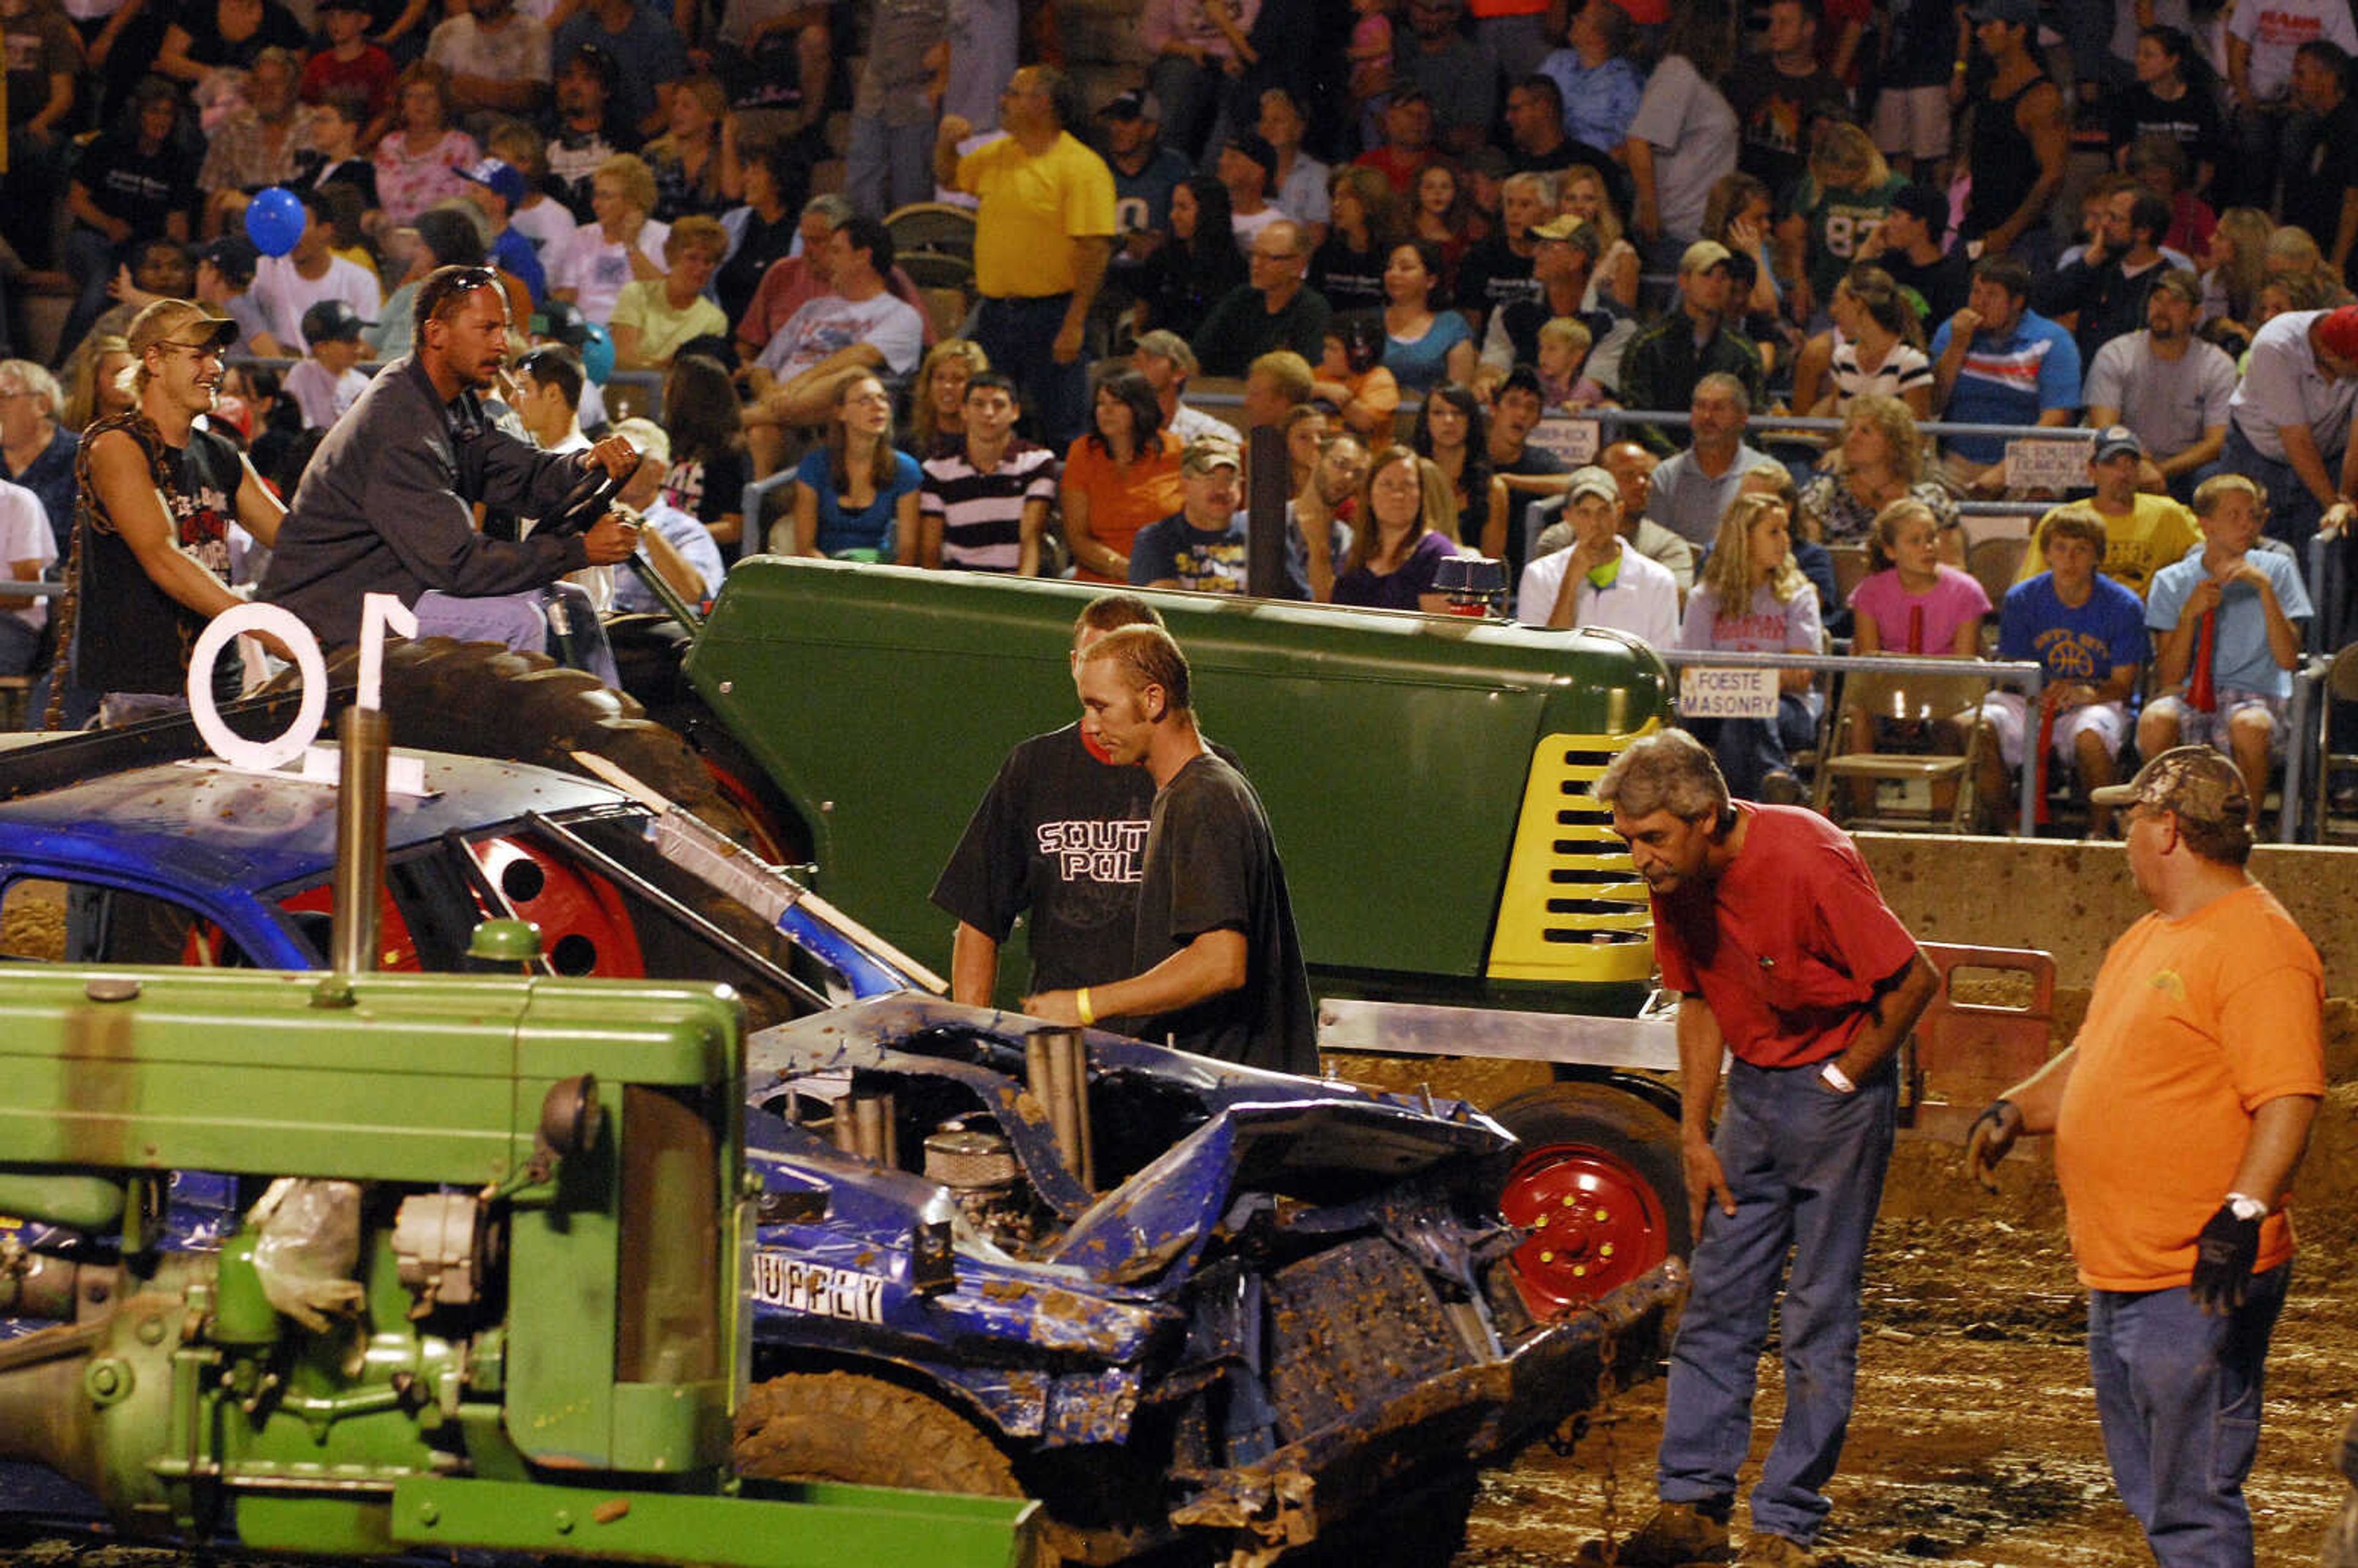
1038, 817, 1150, 883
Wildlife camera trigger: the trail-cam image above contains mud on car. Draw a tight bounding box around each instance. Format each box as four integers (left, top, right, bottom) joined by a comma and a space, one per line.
0, 711, 1683, 1564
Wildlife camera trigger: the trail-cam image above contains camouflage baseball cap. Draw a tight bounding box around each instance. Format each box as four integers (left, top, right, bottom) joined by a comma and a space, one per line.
1179, 433, 1242, 476
2088, 746, 2249, 828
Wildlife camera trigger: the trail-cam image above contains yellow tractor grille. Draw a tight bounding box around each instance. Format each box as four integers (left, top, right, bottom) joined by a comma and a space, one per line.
1487, 729, 1655, 984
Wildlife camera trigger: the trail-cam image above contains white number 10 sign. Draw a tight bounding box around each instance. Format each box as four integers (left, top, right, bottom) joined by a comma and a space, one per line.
185, 592, 419, 771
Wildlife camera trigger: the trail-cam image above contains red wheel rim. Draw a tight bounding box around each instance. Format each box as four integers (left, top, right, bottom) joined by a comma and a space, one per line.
472, 837, 647, 977
1500, 1144, 1671, 1317
706, 761, 792, 866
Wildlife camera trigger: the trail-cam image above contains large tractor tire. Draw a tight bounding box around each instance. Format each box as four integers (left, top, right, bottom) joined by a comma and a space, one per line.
262, 636, 752, 840
736, 1370, 1024, 1498
2327, 1410, 2358, 1567
1490, 1081, 1688, 1319
605, 615, 807, 866
737, 1372, 1216, 1568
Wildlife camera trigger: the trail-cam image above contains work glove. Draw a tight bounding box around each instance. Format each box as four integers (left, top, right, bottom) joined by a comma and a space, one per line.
2188, 1203, 2261, 1315
1964, 1098, 2020, 1192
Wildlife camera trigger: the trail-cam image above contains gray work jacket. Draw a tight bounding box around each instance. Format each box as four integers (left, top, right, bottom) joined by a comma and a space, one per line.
261, 354, 594, 645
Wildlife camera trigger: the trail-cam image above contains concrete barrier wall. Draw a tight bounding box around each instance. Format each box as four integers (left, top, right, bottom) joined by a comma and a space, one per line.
1858, 834, 2358, 993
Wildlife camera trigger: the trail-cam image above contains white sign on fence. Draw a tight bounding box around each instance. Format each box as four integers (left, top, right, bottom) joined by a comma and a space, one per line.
1528, 417, 1601, 468
2004, 434, 2095, 492
1678, 665, 1782, 719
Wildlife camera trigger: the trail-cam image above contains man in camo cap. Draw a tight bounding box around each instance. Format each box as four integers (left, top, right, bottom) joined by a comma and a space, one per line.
1968, 745, 2324, 1567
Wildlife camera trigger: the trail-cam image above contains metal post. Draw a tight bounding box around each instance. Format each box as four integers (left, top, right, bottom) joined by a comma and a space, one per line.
1054, 1030, 1095, 1192
1028, 1025, 1088, 1187
329, 704, 390, 979
2284, 661, 2319, 844
1245, 424, 1289, 598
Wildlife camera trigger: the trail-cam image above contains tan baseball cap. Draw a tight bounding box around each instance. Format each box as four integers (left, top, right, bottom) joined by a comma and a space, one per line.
1180, 433, 1242, 476
126, 298, 239, 358
1566, 465, 1620, 506
2088, 745, 2249, 828
1679, 240, 1735, 276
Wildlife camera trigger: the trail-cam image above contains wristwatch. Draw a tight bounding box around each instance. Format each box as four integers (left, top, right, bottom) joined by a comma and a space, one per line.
2225, 1192, 2268, 1222
1819, 1060, 1856, 1095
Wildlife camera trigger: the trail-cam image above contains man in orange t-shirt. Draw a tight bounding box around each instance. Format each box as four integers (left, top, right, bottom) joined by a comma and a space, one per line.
1968, 747, 2324, 1568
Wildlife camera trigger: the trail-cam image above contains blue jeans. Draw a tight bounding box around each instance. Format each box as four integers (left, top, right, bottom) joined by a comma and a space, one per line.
1656, 1055, 1896, 1545
60, 227, 126, 365
1698, 693, 1821, 801
845, 114, 935, 220
2088, 1263, 2289, 1568
414, 586, 619, 688
2222, 421, 2328, 560
975, 293, 1089, 453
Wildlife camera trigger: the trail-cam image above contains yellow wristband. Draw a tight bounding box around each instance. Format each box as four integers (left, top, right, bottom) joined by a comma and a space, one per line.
1076, 987, 1095, 1027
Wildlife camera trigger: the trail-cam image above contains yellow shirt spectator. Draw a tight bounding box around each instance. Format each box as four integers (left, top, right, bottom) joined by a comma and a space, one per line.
954, 130, 1118, 300
2023, 494, 2201, 600
609, 279, 730, 368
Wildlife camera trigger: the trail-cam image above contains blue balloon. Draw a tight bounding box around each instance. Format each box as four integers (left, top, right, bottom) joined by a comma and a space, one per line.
245, 187, 305, 257
580, 322, 615, 386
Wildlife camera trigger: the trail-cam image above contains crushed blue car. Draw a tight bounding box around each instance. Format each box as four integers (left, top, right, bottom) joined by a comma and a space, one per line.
0, 713, 1684, 1564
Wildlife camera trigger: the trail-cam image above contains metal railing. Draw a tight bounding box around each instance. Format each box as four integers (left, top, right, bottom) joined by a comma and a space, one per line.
224, 357, 667, 424
1651, 648, 2047, 836
1183, 389, 2100, 448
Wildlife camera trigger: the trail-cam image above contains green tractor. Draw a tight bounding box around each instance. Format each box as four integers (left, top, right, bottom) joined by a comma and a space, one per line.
0, 966, 1033, 1566
615, 561, 1688, 1315
0, 716, 1035, 1566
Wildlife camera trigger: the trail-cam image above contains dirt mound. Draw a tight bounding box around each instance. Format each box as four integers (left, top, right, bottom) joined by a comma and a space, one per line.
0, 880, 64, 962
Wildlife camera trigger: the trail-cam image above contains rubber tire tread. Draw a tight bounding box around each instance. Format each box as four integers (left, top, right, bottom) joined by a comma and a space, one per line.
2330, 1491, 2358, 1568
1490, 1081, 1693, 1263
262, 635, 753, 840
736, 1370, 1024, 1499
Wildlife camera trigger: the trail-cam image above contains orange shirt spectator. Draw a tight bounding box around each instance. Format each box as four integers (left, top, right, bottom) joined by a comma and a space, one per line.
1062, 369, 1184, 583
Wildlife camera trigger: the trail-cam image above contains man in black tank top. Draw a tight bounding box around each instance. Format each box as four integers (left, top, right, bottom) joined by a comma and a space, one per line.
1958, 0, 2067, 263
57, 298, 288, 729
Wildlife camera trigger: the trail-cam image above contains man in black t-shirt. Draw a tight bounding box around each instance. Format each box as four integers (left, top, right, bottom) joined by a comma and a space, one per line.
539, 44, 640, 222
61, 79, 200, 363
1856, 182, 1971, 327
1488, 367, 1573, 584
933, 594, 1170, 1007
2279, 41, 2358, 286
1727, 0, 1852, 207
1025, 624, 1316, 1076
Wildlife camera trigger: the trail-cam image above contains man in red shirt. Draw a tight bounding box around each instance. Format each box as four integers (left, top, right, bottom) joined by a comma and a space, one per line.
1350, 87, 1438, 196
1593, 728, 1937, 1568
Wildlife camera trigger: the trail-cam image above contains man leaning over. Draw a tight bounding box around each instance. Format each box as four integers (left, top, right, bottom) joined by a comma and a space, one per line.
1593, 728, 1937, 1568
933, 593, 1171, 1009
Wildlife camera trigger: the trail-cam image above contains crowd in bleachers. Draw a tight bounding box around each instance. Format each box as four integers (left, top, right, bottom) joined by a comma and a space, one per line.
2, 0, 2357, 831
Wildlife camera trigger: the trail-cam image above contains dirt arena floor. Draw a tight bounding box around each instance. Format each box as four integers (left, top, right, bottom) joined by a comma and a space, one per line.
1457, 1076, 2358, 1567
